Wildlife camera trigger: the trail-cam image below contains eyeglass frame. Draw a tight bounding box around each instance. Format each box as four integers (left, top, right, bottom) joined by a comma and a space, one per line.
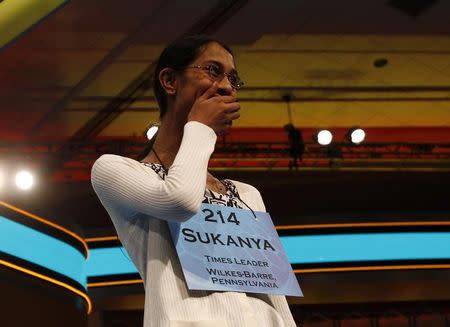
182, 64, 244, 90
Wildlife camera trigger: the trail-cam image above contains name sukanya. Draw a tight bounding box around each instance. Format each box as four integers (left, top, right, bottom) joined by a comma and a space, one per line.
182, 228, 276, 251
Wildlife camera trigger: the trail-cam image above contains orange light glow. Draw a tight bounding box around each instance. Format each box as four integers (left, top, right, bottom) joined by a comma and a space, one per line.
88, 279, 143, 288
85, 236, 119, 243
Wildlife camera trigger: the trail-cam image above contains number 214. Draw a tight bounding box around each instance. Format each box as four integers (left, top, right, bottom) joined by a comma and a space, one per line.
202, 209, 240, 225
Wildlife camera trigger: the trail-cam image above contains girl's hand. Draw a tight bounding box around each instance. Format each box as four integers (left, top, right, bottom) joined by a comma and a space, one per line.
188, 82, 240, 134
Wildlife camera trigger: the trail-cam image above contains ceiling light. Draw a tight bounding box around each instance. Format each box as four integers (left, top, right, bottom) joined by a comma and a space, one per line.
15, 170, 34, 191
146, 125, 159, 140
316, 130, 333, 145
347, 127, 366, 144
373, 58, 388, 68
0, 169, 4, 191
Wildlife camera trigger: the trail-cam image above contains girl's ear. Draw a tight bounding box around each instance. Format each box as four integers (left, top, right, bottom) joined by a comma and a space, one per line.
159, 68, 177, 95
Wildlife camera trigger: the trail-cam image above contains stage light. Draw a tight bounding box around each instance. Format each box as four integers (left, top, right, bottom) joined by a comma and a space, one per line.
0, 169, 4, 191
15, 170, 34, 191
348, 127, 366, 144
316, 130, 333, 145
146, 125, 159, 140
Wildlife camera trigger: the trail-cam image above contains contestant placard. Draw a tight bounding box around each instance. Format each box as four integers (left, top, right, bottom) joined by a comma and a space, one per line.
168, 203, 303, 296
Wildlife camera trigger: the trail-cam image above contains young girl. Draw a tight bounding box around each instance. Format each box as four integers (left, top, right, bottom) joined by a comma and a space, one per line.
91, 35, 296, 327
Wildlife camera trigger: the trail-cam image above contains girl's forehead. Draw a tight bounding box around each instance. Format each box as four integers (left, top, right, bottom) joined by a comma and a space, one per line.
194, 43, 235, 67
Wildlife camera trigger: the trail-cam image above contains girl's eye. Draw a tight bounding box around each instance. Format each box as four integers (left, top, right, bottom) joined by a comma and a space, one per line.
208, 65, 222, 77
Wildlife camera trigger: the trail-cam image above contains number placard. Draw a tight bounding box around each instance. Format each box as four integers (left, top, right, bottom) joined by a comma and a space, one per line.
168, 203, 303, 297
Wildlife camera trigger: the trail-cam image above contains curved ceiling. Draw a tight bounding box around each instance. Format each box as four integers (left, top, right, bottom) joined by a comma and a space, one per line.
1, 0, 450, 141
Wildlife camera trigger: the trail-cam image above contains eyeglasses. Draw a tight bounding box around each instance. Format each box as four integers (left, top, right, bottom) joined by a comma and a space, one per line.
185, 64, 244, 90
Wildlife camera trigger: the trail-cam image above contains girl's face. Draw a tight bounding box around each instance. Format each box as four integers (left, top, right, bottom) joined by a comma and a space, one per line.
173, 42, 238, 118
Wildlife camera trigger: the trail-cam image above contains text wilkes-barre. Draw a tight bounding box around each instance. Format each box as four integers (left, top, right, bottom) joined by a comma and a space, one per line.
182, 228, 276, 251
206, 268, 276, 280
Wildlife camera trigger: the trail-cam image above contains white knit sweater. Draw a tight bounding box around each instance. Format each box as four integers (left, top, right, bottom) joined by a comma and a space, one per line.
91, 121, 296, 327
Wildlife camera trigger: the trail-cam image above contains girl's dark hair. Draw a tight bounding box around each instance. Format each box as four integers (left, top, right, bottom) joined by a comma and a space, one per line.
153, 35, 233, 118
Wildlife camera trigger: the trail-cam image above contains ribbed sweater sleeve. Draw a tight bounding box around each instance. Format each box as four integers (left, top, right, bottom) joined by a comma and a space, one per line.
90, 121, 217, 222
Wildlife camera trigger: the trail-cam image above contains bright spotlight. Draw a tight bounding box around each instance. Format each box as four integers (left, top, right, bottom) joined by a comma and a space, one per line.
0, 170, 4, 191
317, 130, 333, 145
15, 170, 34, 191
348, 127, 366, 144
146, 125, 159, 140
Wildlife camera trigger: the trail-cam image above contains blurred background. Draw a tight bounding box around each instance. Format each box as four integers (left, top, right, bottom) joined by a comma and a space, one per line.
1, 0, 449, 326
